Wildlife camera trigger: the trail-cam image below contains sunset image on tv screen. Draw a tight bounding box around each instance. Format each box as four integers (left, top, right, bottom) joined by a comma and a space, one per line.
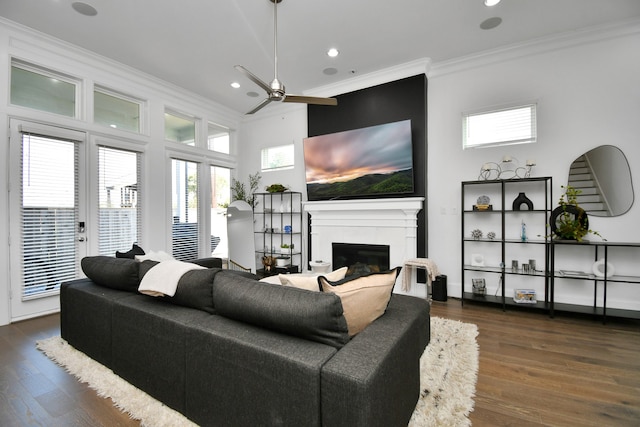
303, 120, 414, 201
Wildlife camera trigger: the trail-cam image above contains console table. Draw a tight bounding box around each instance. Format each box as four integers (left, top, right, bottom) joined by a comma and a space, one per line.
550, 240, 640, 323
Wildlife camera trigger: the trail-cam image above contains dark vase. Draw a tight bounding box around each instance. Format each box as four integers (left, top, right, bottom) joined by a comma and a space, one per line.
549, 205, 589, 240
512, 192, 534, 210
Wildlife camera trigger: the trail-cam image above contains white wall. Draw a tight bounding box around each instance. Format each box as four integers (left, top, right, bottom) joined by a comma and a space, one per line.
427, 23, 640, 309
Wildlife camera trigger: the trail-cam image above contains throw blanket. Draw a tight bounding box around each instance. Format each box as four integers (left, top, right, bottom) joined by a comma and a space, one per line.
402, 258, 440, 292
138, 260, 206, 297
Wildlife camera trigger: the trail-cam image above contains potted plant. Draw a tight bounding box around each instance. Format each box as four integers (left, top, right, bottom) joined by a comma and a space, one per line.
231, 172, 261, 209
549, 185, 604, 241
280, 243, 294, 255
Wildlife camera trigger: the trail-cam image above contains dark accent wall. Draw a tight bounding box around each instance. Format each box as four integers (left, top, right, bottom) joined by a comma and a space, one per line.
307, 74, 428, 261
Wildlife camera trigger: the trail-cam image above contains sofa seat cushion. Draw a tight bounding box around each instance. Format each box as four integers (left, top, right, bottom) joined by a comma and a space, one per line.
213, 271, 350, 348
318, 267, 401, 336
80, 256, 140, 291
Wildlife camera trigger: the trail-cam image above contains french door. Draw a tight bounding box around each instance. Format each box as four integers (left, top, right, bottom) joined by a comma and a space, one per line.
8, 120, 87, 321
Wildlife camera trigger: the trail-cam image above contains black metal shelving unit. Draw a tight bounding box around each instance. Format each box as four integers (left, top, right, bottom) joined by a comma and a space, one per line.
253, 192, 303, 277
461, 177, 552, 312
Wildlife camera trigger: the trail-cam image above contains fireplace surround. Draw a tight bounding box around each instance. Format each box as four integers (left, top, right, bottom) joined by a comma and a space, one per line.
304, 197, 425, 296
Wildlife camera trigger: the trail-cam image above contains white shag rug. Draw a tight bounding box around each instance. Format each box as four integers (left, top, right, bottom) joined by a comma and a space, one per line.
37, 316, 478, 427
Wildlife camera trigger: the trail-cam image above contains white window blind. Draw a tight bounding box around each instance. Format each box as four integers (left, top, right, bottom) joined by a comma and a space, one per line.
98, 146, 141, 256
172, 159, 200, 260
20, 133, 78, 299
463, 103, 537, 149
261, 144, 294, 171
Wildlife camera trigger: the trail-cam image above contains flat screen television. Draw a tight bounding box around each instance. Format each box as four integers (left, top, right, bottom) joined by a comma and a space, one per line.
303, 119, 414, 201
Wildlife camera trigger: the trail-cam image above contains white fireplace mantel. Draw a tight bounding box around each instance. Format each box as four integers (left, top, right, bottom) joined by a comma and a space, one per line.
303, 197, 424, 295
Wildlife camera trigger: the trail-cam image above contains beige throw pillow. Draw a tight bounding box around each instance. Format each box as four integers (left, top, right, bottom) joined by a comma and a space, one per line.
279, 267, 348, 291
318, 267, 400, 336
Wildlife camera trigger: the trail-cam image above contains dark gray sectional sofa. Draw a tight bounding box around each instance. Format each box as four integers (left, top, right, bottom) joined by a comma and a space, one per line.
60, 256, 430, 427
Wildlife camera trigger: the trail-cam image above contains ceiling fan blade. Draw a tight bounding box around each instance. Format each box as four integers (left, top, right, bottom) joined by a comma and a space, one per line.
283, 95, 338, 106
246, 98, 273, 115
234, 65, 272, 94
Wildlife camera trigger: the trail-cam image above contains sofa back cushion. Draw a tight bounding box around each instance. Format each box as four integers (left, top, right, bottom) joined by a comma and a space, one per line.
212, 271, 350, 349
81, 256, 140, 292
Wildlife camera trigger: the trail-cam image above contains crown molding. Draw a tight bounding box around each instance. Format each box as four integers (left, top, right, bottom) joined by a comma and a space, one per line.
429, 18, 640, 78
304, 58, 432, 98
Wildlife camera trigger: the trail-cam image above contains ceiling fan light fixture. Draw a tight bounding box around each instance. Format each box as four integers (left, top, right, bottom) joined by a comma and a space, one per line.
234, 0, 337, 114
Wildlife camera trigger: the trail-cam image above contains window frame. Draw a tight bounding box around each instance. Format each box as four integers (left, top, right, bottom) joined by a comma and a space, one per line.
165, 109, 198, 146
10, 58, 81, 119
261, 143, 295, 172
462, 102, 537, 149
94, 85, 146, 134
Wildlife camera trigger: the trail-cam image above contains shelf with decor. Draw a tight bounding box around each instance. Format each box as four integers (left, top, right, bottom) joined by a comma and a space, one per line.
550, 240, 640, 323
253, 191, 303, 277
461, 177, 553, 312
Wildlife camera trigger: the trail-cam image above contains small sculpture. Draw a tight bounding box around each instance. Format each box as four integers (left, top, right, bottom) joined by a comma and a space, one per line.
471, 229, 483, 240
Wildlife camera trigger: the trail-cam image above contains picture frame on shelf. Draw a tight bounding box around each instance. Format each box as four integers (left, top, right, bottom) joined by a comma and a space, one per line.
472, 278, 486, 295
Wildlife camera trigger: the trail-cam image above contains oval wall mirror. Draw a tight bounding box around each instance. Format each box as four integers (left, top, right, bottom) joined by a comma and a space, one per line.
567, 145, 634, 217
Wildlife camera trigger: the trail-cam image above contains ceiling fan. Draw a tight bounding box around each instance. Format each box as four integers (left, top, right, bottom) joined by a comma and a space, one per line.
235, 0, 338, 115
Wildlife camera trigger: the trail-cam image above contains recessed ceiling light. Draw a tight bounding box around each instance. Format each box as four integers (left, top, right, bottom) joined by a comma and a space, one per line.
71, 2, 98, 16
230, 82, 241, 89
327, 48, 339, 58
480, 17, 502, 30
484, 0, 501, 6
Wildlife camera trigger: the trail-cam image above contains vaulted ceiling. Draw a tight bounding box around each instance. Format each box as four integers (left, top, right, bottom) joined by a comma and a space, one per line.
2, 0, 639, 114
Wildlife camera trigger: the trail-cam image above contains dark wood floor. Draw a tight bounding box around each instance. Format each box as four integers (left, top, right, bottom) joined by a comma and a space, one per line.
1, 300, 638, 426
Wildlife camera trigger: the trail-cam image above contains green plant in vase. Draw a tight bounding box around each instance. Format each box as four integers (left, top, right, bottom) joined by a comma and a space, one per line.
549, 185, 604, 241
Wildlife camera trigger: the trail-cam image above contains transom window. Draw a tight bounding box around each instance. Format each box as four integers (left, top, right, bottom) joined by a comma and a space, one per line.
94, 86, 143, 133
463, 103, 537, 149
165, 110, 197, 145
208, 122, 230, 154
10, 59, 79, 118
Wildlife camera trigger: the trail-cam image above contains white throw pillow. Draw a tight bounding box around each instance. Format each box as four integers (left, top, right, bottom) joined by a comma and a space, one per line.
279, 267, 348, 292
135, 250, 174, 262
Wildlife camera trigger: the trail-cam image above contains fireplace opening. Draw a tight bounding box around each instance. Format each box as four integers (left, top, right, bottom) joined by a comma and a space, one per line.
332, 243, 390, 276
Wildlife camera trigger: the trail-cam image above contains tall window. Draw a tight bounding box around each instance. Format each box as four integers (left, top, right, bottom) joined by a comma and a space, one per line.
210, 166, 231, 257
10, 60, 78, 118
20, 133, 78, 298
165, 111, 196, 145
98, 146, 141, 256
463, 103, 537, 149
94, 87, 143, 133
261, 144, 294, 171
172, 159, 199, 260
